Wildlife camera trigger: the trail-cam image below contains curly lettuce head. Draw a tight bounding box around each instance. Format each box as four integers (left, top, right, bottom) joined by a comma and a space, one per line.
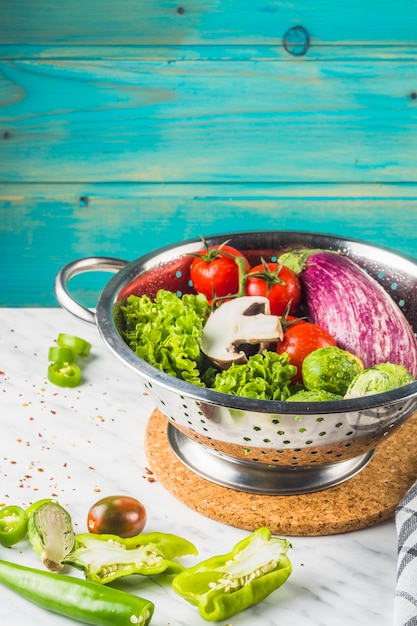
211, 350, 297, 401
119, 290, 209, 386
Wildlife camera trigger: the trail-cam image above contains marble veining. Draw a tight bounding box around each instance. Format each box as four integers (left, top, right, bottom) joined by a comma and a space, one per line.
0, 309, 398, 626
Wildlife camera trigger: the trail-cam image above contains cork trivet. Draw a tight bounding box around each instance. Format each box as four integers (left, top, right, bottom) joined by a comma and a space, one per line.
144, 408, 417, 536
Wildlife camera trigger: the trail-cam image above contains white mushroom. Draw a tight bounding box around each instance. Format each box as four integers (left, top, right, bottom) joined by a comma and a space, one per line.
201, 296, 283, 369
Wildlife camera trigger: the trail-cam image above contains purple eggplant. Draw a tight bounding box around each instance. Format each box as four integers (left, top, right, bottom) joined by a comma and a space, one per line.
280, 250, 417, 377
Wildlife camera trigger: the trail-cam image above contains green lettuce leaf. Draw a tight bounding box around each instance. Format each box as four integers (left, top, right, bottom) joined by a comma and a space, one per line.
119, 290, 209, 385
211, 350, 297, 400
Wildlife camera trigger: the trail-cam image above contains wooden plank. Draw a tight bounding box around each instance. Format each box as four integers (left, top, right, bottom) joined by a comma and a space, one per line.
1, 58, 416, 184
2, 45, 417, 62
1, 0, 417, 46
1, 183, 416, 306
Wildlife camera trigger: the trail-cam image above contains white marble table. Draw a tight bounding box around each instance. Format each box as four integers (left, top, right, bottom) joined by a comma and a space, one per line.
0, 308, 398, 626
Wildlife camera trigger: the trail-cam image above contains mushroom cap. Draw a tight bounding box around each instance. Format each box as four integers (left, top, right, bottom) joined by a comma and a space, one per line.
201, 296, 283, 369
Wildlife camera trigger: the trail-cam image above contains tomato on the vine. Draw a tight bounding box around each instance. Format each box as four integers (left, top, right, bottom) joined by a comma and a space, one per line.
277, 321, 337, 382
190, 242, 250, 303
245, 261, 302, 316
87, 495, 147, 538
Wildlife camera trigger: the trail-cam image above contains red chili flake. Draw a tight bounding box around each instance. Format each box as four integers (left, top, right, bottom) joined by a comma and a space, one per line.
147, 477, 156, 483
16, 438, 22, 443
145, 467, 154, 475
37, 468, 44, 473
0, 371, 5, 376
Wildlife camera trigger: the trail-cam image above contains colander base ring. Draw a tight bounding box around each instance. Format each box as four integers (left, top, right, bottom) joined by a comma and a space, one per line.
167, 424, 375, 495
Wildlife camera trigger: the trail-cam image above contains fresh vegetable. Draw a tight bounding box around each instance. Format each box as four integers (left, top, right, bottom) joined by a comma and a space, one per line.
57, 333, 92, 357
210, 350, 296, 400
302, 346, 363, 396
287, 389, 343, 402
47, 332, 92, 388
201, 296, 283, 369
172, 527, 292, 622
190, 240, 250, 303
276, 321, 337, 382
47, 361, 82, 388
345, 362, 415, 398
245, 260, 301, 315
28, 500, 75, 572
48, 345, 78, 363
65, 532, 198, 585
120, 289, 209, 386
0, 559, 154, 626
87, 495, 147, 538
279, 249, 417, 376
0, 505, 28, 547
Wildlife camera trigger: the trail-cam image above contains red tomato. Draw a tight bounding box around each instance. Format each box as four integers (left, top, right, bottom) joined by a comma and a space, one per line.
87, 495, 147, 538
190, 243, 250, 302
245, 262, 302, 316
277, 322, 337, 382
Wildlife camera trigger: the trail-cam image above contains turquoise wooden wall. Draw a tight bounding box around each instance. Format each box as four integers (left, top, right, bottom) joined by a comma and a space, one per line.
1, 1, 416, 306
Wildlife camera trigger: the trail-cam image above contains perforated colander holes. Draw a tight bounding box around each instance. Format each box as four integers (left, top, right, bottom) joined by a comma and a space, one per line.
376, 269, 406, 307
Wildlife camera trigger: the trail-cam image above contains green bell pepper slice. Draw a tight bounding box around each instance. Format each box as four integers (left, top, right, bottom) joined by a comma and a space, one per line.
172, 527, 292, 621
0, 505, 28, 547
64, 531, 198, 584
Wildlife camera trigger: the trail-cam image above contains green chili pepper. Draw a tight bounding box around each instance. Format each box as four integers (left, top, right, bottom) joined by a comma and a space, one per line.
64, 531, 198, 585
0, 559, 154, 626
48, 345, 78, 363
172, 527, 292, 621
57, 333, 92, 357
0, 505, 28, 547
28, 500, 75, 571
47, 361, 82, 388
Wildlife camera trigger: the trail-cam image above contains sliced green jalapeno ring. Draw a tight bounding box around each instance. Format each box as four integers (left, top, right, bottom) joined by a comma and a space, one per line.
47, 362, 82, 388
57, 333, 91, 357
48, 346, 77, 363
0, 505, 28, 547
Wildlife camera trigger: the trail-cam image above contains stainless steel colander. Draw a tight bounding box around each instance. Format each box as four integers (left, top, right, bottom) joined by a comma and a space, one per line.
55, 231, 417, 495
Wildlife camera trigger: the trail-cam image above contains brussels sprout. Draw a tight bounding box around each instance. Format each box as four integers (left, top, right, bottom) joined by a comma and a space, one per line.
302, 346, 363, 396
287, 389, 343, 402
344, 362, 415, 399
28, 501, 75, 572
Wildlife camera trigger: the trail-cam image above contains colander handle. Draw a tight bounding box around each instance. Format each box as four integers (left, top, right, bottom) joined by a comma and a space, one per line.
54, 256, 128, 325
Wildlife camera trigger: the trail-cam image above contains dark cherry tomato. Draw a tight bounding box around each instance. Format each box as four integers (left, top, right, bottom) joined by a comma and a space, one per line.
190, 243, 250, 303
87, 495, 147, 538
245, 262, 302, 316
277, 321, 337, 382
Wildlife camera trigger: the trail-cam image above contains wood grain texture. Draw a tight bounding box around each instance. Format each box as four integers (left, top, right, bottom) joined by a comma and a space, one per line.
1, 0, 416, 45
1, 0, 416, 306
1, 183, 416, 306
1, 58, 416, 183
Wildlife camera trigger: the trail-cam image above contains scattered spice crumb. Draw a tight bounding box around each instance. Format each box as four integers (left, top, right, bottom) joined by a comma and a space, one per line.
93, 487, 101, 493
